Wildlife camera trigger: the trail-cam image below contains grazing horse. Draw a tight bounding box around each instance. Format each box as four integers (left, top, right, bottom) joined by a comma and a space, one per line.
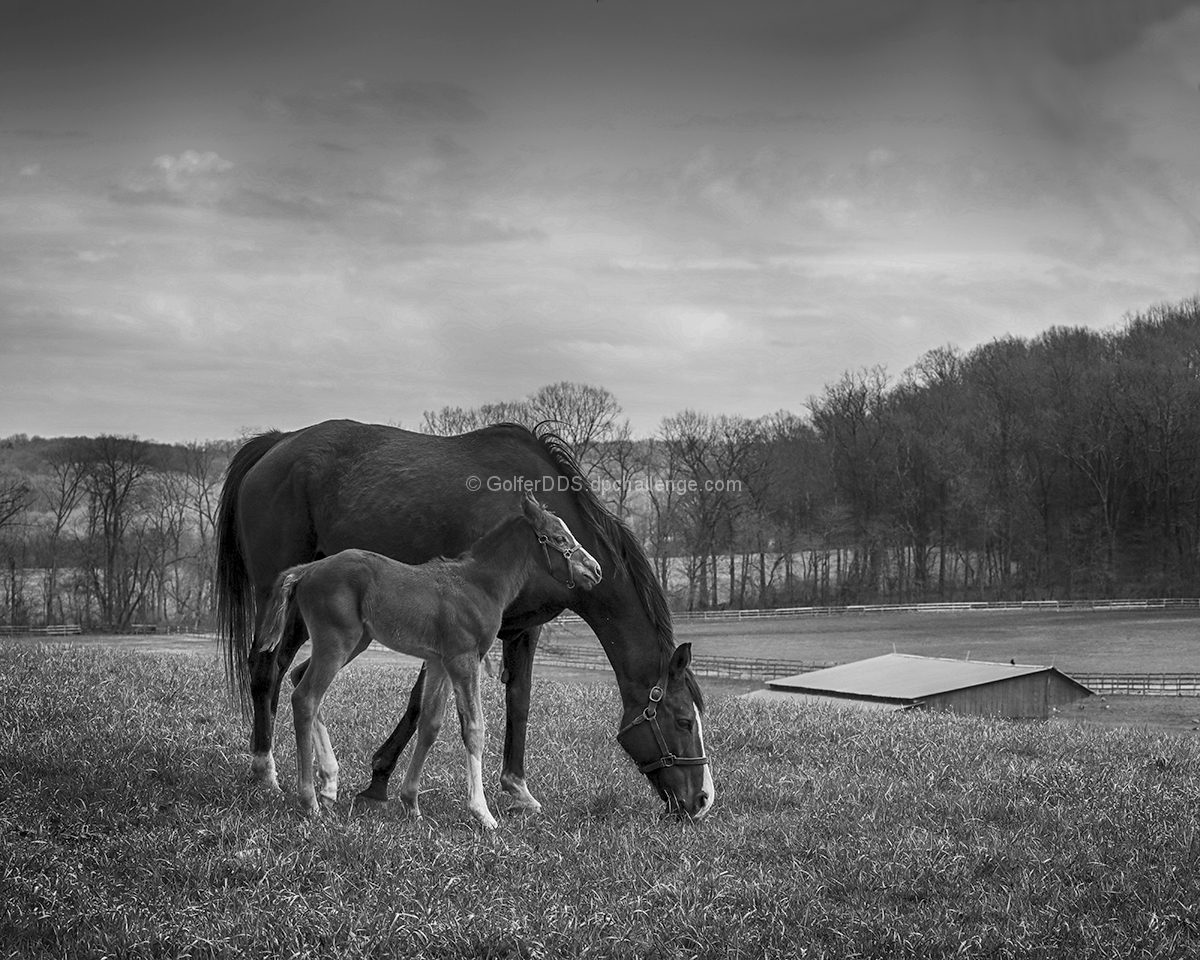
217, 420, 715, 820
257, 493, 601, 827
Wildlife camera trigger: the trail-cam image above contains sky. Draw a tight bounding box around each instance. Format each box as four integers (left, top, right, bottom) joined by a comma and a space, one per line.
3, 0, 1200, 443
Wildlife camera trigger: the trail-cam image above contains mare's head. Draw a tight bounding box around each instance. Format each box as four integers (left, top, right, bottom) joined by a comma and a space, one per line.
616, 643, 713, 821
521, 491, 603, 590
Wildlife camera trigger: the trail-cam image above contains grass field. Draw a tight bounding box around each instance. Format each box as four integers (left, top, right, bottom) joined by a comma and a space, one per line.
2, 639, 1199, 958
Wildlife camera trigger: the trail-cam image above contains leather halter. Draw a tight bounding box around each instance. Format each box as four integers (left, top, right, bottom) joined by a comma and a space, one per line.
616, 671, 710, 775
538, 534, 579, 589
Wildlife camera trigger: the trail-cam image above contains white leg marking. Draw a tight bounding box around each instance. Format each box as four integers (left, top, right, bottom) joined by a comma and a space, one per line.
313, 713, 339, 808
694, 714, 715, 820
251, 752, 282, 793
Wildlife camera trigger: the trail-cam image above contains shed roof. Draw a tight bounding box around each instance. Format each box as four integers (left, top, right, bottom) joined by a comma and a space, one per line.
740, 688, 909, 711
767, 653, 1087, 703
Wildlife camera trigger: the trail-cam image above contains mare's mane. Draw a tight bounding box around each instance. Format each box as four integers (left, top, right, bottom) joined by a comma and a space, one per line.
526, 424, 701, 708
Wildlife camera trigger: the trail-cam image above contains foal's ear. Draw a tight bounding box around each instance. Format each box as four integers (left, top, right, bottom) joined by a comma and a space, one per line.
668, 643, 693, 677
521, 489, 541, 515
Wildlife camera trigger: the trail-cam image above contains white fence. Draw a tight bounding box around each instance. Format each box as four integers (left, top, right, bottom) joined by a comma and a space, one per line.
0, 624, 83, 636
557, 597, 1200, 625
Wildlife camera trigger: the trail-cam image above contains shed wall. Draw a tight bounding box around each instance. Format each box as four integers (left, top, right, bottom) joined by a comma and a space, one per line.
919, 673, 1088, 719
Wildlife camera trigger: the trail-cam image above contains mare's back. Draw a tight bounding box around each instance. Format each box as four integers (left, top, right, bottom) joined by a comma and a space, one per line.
245, 420, 556, 564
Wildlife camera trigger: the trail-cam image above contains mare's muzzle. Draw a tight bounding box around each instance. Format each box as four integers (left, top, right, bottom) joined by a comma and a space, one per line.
617, 683, 709, 818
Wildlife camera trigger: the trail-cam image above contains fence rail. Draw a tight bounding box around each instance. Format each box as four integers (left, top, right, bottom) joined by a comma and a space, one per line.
541, 645, 1200, 695
0, 624, 83, 636
556, 597, 1200, 625
1072, 673, 1200, 696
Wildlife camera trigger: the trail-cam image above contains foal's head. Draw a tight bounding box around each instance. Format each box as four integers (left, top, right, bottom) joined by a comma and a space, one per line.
522, 492, 602, 590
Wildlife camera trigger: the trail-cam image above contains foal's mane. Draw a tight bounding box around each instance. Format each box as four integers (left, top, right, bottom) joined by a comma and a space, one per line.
525, 424, 702, 707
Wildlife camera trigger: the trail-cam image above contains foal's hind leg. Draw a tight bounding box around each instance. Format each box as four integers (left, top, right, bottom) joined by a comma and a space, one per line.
292, 633, 371, 809
291, 639, 355, 816
311, 710, 340, 809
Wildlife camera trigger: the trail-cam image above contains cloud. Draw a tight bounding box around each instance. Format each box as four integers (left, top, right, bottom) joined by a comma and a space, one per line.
109, 150, 335, 222
112, 149, 235, 206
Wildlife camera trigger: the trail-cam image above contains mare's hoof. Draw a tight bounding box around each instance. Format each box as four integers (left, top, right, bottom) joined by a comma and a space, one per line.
504, 797, 543, 816
356, 779, 390, 804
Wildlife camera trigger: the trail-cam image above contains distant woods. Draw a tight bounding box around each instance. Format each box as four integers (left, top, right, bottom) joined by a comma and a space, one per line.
2, 298, 1198, 628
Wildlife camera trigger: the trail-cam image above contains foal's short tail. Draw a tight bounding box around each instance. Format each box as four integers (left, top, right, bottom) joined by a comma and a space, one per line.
256, 567, 306, 654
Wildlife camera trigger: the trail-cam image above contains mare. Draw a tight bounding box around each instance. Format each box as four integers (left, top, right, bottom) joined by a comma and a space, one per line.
257, 493, 601, 828
217, 420, 715, 820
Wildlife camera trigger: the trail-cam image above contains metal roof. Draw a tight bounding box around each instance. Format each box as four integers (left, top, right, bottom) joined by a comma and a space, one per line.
767, 653, 1082, 703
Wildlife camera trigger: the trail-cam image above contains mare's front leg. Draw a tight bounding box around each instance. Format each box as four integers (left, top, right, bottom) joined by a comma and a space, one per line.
499, 625, 542, 813
398, 663, 450, 820
248, 610, 307, 792
448, 652, 497, 830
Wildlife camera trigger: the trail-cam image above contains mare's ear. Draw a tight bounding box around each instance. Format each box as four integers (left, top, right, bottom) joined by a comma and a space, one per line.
668, 643, 692, 677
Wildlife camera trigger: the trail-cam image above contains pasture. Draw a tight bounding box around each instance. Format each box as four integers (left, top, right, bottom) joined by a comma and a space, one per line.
2, 639, 1199, 959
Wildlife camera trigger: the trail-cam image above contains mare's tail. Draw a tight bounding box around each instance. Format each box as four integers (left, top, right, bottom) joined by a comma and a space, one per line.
215, 430, 288, 713
256, 567, 306, 655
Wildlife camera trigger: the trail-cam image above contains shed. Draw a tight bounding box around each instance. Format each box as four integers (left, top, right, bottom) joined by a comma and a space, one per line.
752, 653, 1091, 719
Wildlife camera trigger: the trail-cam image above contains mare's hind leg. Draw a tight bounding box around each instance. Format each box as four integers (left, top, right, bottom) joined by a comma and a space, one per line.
498, 625, 543, 813
356, 664, 426, 802
249, 607, 308, 792
398, 662, 450, 820
448, 652, 498, 830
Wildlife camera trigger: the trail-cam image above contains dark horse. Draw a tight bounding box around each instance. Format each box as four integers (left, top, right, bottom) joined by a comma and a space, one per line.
216, 420, 715, 820
258, 492, 602, 827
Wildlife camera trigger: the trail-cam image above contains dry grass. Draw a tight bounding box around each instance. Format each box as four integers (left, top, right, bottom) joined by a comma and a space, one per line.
2, 640, 1199, 959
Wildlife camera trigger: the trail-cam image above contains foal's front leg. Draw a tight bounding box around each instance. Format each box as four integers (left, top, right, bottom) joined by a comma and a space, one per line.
398, 663, 450, 820
448, 653, 498, 830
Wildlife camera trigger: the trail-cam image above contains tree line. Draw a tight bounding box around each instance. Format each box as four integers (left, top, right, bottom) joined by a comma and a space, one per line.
2, 298, 1197, 627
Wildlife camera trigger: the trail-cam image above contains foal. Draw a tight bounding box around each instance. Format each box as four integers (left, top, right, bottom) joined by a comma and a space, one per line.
256, 492, 602, 828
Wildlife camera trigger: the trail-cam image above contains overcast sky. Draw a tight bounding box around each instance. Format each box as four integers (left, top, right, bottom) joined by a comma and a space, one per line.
3, 0, 1199, 443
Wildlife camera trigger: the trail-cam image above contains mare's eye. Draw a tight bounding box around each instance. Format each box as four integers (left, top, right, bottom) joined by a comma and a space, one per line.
677, 718, 694, 732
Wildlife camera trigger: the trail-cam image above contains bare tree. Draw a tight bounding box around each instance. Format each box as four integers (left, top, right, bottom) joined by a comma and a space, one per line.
528, 382, 621, 465
421, 400, 535, 436
36, 440, 89, 623
79, 435, 155, 629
